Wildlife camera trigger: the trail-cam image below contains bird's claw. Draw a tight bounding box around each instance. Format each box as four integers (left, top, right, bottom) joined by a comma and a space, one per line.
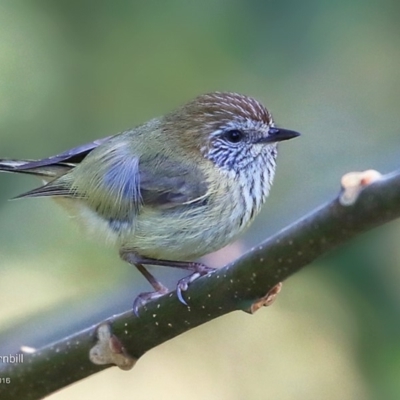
176, 264, 215, 305
132, 288, 168, 316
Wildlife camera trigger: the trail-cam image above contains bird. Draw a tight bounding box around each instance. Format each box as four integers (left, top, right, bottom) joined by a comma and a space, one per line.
0, 92, 300, 314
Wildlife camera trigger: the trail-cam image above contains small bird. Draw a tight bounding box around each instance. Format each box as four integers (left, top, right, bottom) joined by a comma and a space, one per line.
0, 92, 300, 313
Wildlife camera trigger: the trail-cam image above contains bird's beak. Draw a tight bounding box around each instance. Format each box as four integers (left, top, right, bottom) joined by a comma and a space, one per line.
257, 127, 301, 143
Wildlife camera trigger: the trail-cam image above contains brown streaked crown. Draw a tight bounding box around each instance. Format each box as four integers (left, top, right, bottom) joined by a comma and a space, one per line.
162, 92, 272, 152
186, 92, 271, 125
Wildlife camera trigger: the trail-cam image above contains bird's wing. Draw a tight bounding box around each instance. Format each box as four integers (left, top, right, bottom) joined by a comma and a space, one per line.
139, 156, 209, 209
16, 144, 209, 214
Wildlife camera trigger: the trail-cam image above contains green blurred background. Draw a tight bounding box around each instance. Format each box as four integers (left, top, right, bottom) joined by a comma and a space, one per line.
0, 1, 400, 399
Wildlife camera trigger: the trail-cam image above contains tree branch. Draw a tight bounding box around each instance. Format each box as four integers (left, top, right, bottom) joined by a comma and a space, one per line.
1, 169, 400, 400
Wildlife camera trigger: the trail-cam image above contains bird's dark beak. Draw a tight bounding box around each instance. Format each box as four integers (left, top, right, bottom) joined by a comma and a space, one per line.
258, 127, 301, 143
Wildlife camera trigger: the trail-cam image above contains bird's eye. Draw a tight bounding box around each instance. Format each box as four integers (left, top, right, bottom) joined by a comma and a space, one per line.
224, 129, 244, 143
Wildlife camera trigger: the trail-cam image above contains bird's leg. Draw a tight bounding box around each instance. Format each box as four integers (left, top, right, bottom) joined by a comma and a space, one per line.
120, 249, 215, 313
130, 256, 215, 305
120, 250, 169, 315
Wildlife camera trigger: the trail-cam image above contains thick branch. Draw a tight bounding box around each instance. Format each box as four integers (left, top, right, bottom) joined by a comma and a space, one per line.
1, 169, 400, 399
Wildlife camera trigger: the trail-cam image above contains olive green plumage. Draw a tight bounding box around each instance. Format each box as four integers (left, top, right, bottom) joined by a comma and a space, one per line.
0, 92, 300, 310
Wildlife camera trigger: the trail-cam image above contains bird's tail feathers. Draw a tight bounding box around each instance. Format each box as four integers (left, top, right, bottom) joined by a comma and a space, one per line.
0, 159, 71, 178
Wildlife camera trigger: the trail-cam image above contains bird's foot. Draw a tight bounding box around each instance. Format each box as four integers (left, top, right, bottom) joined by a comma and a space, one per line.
176, 263, 215, 305
132, 285, 169, 316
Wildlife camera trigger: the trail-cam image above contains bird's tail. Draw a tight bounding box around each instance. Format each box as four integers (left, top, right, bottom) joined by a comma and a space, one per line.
0, 159, 72, 178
